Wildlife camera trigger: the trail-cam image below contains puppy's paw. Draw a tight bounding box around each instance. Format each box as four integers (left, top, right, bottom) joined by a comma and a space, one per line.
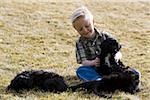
114, 51, 122, 62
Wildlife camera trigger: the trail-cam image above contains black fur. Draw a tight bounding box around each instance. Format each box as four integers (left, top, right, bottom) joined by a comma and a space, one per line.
70, 67, 140, 95
97, 38, 123, 75
70, 38, 140, 97
7, 70, 68, 93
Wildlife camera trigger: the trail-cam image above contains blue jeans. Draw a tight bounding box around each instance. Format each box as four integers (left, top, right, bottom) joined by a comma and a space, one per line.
76, 66, 102, 81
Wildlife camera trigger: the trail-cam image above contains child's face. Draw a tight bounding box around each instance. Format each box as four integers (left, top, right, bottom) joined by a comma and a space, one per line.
73, 16, 95, 39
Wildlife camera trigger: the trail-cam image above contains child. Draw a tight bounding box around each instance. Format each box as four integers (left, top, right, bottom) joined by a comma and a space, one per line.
70, 6, 139, 82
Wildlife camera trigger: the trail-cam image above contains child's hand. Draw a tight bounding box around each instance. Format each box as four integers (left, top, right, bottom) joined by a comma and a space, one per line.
82, 58, 100, 67
93, 57, 100, 67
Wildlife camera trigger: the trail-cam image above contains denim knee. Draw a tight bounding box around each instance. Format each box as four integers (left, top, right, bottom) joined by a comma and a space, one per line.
76, 66, 102, 81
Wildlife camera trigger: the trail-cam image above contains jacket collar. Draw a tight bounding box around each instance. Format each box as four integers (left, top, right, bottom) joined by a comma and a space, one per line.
80, 28, 102, 43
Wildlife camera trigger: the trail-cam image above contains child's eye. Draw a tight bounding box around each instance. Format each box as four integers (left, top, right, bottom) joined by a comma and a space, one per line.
86, 23, 91, 28
85, 26, 89, 28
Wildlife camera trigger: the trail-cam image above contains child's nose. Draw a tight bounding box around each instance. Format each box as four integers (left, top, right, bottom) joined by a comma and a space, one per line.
83, 27, 88, 33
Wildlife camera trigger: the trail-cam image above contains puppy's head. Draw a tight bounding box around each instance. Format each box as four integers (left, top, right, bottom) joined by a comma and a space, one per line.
7, 72, 33, 91
101, 38, 121, 56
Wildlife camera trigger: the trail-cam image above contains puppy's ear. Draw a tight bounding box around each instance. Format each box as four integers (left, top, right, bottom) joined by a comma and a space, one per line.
115, 39, 121, 50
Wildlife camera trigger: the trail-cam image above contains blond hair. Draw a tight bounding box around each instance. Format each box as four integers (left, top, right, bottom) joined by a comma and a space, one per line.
70, 6, 93, 24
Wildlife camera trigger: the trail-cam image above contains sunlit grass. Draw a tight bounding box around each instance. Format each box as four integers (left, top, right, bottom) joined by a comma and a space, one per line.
0, 0, 150, 99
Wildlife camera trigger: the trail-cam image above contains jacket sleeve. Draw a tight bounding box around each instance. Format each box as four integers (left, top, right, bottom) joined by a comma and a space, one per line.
75, 41, 86, 64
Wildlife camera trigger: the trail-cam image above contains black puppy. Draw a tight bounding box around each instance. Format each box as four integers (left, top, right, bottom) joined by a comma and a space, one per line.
7, 70, 68, 93
70, 67, 139, 96
97, 38, 123, 75
70, 38, 140, 97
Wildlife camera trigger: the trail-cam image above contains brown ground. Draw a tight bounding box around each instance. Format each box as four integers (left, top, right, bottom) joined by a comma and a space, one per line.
0, 0, 150, 99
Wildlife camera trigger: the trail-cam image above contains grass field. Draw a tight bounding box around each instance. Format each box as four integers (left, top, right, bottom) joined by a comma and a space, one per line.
0, 0, 150, 100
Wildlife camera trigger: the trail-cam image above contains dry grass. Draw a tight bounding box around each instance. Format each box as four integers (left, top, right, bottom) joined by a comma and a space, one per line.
0, 0, 150, 100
